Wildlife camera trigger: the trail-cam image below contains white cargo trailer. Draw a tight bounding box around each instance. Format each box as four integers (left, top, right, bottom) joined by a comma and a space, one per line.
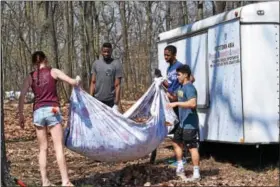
157, 1, 279, 144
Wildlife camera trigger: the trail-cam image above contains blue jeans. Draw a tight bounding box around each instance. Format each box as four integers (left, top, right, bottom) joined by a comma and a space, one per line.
33, 106, 63, 127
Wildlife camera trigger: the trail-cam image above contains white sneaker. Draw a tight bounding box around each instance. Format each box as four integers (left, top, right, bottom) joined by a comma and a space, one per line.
167, 134, 174, 138
184, 175, 201, 182
176, 170, 188, 181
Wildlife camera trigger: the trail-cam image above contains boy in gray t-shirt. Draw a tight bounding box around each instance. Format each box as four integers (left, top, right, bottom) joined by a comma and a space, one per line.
89, 43, 123, 111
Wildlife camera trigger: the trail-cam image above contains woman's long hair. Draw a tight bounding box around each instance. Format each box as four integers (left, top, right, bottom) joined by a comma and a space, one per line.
31, 51, 46, 86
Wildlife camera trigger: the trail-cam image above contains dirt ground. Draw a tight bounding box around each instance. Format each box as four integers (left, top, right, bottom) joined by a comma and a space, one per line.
4, 102, 279, 186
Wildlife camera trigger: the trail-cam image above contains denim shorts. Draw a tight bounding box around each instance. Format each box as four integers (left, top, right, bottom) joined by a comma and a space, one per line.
33, 106, 63, 127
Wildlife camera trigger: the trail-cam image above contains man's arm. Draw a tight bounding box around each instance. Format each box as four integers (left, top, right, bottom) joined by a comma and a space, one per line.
89, 74, 96, 96
89, 61, 97, 96
162, 80, 168, 89
114, 60, 123, 105
167, 92, 177, 102
114, 78, 121, 105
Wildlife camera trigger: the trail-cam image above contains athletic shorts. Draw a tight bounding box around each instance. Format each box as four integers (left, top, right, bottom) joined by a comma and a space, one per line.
173, 127, 200, 149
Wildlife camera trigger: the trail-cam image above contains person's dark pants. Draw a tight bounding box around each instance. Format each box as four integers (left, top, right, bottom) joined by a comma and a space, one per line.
100, 100, 114, 108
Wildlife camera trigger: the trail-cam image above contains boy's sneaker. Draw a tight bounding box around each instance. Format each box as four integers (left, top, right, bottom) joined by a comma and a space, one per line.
184, 175, 201, 182
169, 157, 187, 168
176, 170, 188, 181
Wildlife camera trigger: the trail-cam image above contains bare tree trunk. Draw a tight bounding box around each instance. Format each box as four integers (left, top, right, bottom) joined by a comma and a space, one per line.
225, 2, 235, 11
234, 1, 244, 8
64, 1, 72, 98
49, 2, 59, 69
31, 2, 36, 52
181, 1, 188, 25
119, 1, 129, 94
211, 1, 216, 15
70, 2, 75, 74
88, 2, 94, 63
19, 41, 25, 76
166, 2, 171, 31
213, 1, 226, 15
47, 2, 67, 102
38, 1, 48, 49
20, 2, 30, 75
1, 10, 8, 91
133, 2, 141, 87
22, 44, 29, 78
197, 1, 203, 21
25, 2, 32, 53
145, 2, 153, 88
84, 1, 93, 89
92, 2, 100, 60
80, 2, 88, 89
1, 45, 15, 187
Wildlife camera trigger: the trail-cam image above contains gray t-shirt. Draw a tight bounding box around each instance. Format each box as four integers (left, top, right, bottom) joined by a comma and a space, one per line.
91, 57, 123, 101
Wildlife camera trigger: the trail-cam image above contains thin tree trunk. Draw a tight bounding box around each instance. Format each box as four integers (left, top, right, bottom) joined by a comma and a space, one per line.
125, 2, 135, 95
50, 2, 59, 69
226, 2, 235, 11
1, 45, 15, 187
25, 2, 32, 53
31, 2, 36, 52
64, 1, 72, 98
166, 1, 171, 31
119, 1, 129, 93
197, 1, 203, 21
145, 2, 153, 88
92, 2, 100, 60
70, 2, 75, 74
84, 1, 93, 88
212, 1, 216, 15
2, 13, 8, 91
181, 1, 188, 25
80, 2, 88, 89
213, 1, 226, 14
133, 2, 141, 88
49, 2, 67, 102
88, 2, 94, 63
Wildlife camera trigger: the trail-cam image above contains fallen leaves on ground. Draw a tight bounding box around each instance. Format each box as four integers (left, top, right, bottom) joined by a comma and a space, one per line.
4, 102, 279, 186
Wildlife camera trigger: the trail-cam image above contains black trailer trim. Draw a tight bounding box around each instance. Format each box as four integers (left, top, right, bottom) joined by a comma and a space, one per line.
202, 139, 280, 145
240, 22, 280, 25
239, 20, 246, 145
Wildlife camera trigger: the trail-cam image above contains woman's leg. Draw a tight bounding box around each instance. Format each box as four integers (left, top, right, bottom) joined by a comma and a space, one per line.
49, 123, 73, 186
35, 125, 52, 186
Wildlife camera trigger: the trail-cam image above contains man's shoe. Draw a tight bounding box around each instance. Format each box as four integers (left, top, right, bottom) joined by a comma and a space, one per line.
184, 175, 201, 182
176, 171, 188, 181
169, 158, 187, 168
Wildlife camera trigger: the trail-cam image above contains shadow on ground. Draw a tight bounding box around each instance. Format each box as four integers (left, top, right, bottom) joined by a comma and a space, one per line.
199, 142, 279, 171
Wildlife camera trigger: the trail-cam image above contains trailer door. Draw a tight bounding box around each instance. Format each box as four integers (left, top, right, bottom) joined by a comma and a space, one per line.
207, 19, 244, 143
241, 24, 279, 143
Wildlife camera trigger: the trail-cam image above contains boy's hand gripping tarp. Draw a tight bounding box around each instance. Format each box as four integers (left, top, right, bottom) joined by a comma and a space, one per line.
64, 78, 178, 162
